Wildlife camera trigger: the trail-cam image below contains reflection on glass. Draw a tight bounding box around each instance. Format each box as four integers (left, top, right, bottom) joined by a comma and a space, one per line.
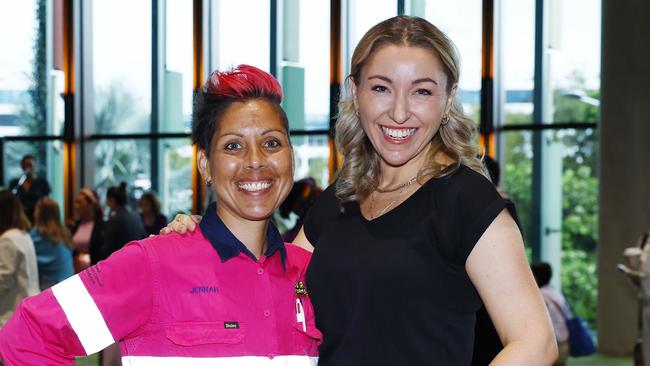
92, 140, 151, 212
499, 0, 535, 125
164, 0, 193, 132
210, 0, 270, 72
548, 0, 601, 124
290, 135, 330, 189
93, 0, 151, 133
159, 139, 193, 216
3, 140, 65, 207
411, 0, 482, 123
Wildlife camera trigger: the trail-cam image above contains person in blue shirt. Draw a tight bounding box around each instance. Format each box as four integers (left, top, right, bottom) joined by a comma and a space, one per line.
30, 198, 74, 290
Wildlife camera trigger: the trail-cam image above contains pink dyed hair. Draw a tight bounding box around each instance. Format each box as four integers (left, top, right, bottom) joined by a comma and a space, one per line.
204, 64, 283, 102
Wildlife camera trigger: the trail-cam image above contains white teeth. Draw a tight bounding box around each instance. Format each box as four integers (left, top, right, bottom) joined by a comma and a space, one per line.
381, 126, 416, 139
239, 181, 272, 192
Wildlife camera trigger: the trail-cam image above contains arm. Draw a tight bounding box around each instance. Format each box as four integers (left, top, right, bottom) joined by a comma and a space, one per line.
466, 210, 558, 366
291, 227, 314, 252
0, 243, 153, 365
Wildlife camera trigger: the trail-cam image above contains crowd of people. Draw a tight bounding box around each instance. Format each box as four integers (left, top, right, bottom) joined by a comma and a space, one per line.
0, 169, 170, 321
0, 14, 570, 366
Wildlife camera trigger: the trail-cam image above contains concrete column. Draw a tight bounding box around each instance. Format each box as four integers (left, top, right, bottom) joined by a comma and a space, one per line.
598, 0, 650, 355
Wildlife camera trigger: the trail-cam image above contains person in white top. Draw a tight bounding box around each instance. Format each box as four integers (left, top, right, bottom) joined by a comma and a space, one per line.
0, 190, 39, 327
531, 261, 571, 366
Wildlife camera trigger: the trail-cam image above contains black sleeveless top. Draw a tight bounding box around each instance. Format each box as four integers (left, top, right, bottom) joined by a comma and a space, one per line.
304, 165, 514, 366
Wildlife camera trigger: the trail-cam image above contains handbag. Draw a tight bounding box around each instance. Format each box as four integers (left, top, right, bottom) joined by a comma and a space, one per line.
565, 314, 596, 357
547, 295, 596, 357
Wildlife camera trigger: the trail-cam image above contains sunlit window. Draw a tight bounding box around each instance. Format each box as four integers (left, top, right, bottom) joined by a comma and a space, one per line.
93, 0, 151, 134
209, 0, 270, 73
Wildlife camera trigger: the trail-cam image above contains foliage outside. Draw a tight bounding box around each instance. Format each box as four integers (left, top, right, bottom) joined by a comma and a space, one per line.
502, 88, 599, 329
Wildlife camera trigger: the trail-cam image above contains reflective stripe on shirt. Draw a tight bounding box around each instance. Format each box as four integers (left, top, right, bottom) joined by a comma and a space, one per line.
121, 355, 318, 366
51, 274, 114, 354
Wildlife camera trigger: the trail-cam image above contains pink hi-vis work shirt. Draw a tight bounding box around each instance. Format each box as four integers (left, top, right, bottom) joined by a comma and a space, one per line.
0, 203, 321, 365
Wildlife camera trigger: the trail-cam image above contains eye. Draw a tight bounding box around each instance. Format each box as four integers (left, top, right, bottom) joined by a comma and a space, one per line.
224, 142, 242, 151
263, 138, 282, 149
371, 85, 389, 93
415, 88, 432, 96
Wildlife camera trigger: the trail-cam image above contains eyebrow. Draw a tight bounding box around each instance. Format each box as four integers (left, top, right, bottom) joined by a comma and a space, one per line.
218, 128, 286, 139
367, 75, 439, 86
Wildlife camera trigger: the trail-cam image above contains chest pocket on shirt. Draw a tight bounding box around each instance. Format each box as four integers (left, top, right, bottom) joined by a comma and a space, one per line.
166, 322, 245, 346
293, 296, 322, 350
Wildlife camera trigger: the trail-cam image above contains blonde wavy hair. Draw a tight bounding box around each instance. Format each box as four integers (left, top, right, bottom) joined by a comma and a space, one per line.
335, 15, 489, 203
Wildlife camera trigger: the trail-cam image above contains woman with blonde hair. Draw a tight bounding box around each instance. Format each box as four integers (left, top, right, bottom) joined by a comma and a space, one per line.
164, 15, 556, 365
30, 198, 74, 290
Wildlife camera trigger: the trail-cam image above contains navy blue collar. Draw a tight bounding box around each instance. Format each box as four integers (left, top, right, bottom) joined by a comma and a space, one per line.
199, 202, 286, 268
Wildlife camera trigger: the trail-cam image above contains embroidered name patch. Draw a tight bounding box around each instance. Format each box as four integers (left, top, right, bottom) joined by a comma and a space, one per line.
224, 321, 239, 329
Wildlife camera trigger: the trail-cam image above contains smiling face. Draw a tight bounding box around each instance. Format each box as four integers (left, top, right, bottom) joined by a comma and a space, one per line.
198, 99, 294, 223
351, 45, 454, 170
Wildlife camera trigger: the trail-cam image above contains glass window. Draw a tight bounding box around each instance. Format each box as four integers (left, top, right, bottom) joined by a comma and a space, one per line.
163, 0, 193, 133
91, 139, 151, 212
546, 128, 598, 327
344, 0, 397, 79
410, 0, 482, 123
93, 0, 152, 134
290, 135, 331, 190
159, 138, 193, 216
209, 0, 270, 72
498, 0, 535, 125
548, 0, 601, 124
499, 131, 533, 247
0, 0, 56, 136
297, 0, 330, 131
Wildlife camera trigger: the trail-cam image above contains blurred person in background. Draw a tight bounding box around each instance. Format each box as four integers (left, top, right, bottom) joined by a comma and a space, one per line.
278, 177, 322, 242
138, 191, 168, 236
532, 261, 571, 366
0, 190, 38, 328
70, 188, 105, 270
30, 198, 74, 290
103, 182, 146, 259
8, 155, 51, 223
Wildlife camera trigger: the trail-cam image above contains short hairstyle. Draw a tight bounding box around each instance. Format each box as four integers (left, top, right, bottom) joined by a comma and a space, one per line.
335, 16, 489, 203
192, 64, 289, 156
0, 190, 31, 235
107, 182, 128, 207
140, 191, 162, 217
531, 261, 553, 287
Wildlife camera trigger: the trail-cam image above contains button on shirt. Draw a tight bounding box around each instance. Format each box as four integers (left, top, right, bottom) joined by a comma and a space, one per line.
0, 203, 320, 365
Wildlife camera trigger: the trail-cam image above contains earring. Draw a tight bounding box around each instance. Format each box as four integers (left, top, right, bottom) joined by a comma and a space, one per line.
205, 180, 212, 187
441, 114, 450, 126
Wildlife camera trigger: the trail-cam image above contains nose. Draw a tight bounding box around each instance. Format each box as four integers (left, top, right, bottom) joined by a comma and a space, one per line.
245, 145, 265, 169
387, 92, 411, 124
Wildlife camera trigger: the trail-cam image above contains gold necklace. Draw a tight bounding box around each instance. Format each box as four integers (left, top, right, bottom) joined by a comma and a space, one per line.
368, 179, 418, 220
375, 175, 418, 193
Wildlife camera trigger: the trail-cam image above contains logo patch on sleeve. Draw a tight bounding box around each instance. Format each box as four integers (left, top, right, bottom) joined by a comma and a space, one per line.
224, 321, 239, 329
